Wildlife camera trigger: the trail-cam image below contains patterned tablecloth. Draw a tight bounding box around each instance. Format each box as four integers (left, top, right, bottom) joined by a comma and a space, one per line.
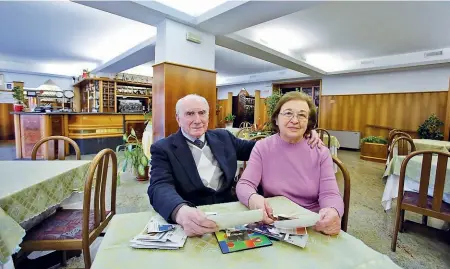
0, 160, 91, 264
412, 139, 450, 152
91, 197, 400, 269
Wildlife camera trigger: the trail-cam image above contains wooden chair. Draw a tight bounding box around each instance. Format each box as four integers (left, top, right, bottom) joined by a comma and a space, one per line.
20, 148, 118, 268
389, 136, 416, 162
31, 136, 81, 160
316, 128, 331, 148
386, 129, 399, 160
332, 156, 351, 232
391, 150, 450, 251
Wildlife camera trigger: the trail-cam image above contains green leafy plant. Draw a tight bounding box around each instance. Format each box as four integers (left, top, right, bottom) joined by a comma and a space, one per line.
361, 136, 388, 145
224, 113, 236, 122
265, 92, 282, 118
116, 128, 149, 181
12, 86, 25, 104
417, 114, 444, 140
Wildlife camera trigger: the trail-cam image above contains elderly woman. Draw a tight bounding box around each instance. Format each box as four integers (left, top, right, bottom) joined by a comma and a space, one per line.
236, 91, 344, 235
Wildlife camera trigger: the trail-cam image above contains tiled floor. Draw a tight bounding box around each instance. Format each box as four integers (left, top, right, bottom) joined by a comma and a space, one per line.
3, 142, 449, 268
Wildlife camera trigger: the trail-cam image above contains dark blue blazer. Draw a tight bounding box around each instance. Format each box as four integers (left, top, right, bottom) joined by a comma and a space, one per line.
148, 129, 256, 222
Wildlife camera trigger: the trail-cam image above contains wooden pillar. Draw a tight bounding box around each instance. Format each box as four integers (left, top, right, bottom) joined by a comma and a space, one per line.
14, 114, 22, 159
152, 62, 217, 142
227, 92, 232, 115
254, 90, 261, 126
444, 77, 450, 141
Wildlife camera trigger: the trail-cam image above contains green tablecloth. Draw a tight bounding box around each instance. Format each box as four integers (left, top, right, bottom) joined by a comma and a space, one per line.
91, 197, 400, 269
383, 155, 450, 193
323, 134, 341, 149
0, 160, 91, 264
412, 139, 450, 152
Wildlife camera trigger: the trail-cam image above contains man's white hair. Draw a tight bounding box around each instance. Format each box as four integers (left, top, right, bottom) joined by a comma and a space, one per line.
175, 94, 210, 115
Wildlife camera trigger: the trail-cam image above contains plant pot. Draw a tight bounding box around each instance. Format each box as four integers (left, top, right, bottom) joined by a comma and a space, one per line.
360, 142, 388, 163
13, 103, 24, 112
225, 122, 233, 129
136, 166, 149, 181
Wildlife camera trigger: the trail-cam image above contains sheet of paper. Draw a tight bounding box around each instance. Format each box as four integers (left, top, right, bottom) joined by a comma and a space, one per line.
274, 214, 320, 228
206, 209, 263, 229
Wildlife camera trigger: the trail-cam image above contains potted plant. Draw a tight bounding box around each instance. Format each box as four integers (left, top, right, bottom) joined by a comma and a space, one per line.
116, 128, 149, 181
417, 114, 444, 140
265, 92, 282, 130
12, 86, 25, 112
360, 136, 388, 163
224, 113, 236, 129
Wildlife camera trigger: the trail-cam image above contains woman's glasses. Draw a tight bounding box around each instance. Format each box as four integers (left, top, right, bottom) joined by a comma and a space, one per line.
279, 110, 308, 121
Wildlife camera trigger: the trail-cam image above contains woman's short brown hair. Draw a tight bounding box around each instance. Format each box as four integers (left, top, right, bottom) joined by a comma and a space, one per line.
271, 91, 317, 136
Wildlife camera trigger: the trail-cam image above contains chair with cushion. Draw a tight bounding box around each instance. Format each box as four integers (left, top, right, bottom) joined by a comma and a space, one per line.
316, 128, 331, 148
20, 148, 118, 268
332, 156, 351, 232
391, 150, 450, 251
31, 136, 81, 160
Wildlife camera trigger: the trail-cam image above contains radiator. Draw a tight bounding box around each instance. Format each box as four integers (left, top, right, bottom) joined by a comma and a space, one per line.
328, 130, 361, 149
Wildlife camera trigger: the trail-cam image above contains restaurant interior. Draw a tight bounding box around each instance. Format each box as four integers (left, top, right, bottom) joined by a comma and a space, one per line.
0, 1, 449, 269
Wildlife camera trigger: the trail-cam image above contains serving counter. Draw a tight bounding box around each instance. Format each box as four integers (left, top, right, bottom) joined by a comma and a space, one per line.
11, 112, 146, 159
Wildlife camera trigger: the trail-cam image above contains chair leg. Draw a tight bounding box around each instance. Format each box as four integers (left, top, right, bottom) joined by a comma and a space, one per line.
399, 210, 405, 233
61, 251, 67, 266
83, 244, 92, 269
391, 206, 402, 252
422, 215, 428, 226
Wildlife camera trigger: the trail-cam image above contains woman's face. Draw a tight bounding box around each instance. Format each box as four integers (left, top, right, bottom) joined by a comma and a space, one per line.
276, 99, 310, 143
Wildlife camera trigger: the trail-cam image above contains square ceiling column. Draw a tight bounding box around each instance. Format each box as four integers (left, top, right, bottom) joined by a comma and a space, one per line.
153, 19, 217, 141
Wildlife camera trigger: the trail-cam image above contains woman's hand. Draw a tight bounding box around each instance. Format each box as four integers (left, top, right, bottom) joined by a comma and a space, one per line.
248, 194, 274, 224
314, 207, 341, 235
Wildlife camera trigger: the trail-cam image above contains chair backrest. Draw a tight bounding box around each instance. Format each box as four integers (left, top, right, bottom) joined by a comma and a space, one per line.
316, 128, 331, 148
243, 135, 267, 170
332, 156, 351, 232
239, 121, 254, 129
82, 148, 117, 264
389, 136, 416, 161
31, 136, 81, 160
390, 131, 411, 142
398, 150, 450, 221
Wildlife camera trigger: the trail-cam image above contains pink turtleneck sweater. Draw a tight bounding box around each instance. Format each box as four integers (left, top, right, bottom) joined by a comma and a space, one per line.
236, 134, 344, 216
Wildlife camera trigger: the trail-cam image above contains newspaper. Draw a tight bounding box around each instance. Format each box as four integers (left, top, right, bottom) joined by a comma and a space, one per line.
130, 216, 187, 250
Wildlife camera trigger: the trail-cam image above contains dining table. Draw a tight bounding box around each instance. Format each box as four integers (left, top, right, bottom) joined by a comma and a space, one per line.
90, 196, 401, 269
412, 139, 450, 152
0, 160, 91, 269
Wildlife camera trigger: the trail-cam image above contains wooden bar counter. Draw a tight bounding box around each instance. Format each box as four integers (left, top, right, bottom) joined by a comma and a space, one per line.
11, 112, 146, 159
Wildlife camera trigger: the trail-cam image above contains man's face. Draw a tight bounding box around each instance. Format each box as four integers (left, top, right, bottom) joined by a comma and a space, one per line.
176, 98, 209, 138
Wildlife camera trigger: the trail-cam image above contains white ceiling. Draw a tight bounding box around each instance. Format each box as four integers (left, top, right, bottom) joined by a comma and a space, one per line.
2, 1, 450, 85
215, 46, 284, 77
235, 1, 450, 72
0, 1, 155, 75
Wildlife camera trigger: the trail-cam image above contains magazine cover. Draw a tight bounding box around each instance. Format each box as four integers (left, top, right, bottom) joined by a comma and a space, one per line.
214, 229, 272, 254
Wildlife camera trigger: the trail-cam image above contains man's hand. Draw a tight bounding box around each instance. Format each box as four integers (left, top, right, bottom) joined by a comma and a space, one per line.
314, 207, 341, 235
175, 205, 218, 236
307, 129, 324, 149
248, 194, 274, 224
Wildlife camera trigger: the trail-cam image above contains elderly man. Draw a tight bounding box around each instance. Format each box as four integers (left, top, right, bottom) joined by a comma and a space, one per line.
148, 94, 321, 236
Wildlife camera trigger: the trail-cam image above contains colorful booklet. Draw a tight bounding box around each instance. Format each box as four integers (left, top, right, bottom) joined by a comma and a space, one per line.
214, 228, 273, 254
245, 219, 309, 248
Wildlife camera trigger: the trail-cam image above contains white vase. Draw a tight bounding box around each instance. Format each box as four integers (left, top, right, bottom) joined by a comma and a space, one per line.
225, 122, 233, 129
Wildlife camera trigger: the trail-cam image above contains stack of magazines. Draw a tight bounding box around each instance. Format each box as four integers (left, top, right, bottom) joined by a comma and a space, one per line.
130, 216, 187, 250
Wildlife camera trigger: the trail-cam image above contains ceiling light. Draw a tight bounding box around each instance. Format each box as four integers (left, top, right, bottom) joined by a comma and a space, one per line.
304, 53, 347, 72
153, 0, 228, 16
